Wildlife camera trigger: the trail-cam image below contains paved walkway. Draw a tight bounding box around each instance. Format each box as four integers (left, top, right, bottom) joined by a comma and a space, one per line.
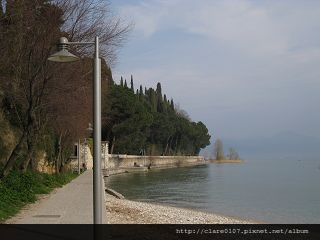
7, 170, 107, 224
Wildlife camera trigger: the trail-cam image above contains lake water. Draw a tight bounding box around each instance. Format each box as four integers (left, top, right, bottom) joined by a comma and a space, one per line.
105, 159, 320, 223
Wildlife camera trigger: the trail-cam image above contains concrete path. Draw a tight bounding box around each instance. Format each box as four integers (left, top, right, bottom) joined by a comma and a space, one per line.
6, 170, 107, 224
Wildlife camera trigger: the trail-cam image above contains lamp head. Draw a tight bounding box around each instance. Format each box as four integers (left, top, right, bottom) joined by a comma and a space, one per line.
48, 37, 79, 62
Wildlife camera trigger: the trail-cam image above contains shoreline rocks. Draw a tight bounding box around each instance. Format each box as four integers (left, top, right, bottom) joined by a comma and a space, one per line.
105, 194, 255, 224
105, 188, 125, 199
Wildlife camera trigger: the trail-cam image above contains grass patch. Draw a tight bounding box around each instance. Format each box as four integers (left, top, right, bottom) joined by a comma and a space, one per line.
0, 170, 77, 222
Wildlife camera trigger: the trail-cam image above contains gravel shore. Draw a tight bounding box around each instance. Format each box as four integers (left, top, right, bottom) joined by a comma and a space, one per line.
105, 194, 255, 224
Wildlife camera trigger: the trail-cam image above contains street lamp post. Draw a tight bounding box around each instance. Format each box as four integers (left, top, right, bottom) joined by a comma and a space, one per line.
78, 139, 81, 175
48, 37, 103, 224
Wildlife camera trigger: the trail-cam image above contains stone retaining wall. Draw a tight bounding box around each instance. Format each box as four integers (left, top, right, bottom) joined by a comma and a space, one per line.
105, 155, 205, 170
70, 141, 204, 175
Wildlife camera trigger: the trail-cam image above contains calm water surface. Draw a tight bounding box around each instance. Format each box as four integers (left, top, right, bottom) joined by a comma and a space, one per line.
105, 159, 320, 223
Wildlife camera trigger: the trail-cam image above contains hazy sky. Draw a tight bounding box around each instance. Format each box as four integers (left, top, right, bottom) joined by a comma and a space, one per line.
111, 0, 320, 141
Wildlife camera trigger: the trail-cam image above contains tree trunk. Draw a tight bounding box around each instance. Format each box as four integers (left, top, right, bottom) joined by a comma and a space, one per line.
21, 149, 33, 172
173, 135, 179, 155
55, 133, 62, 174
164, 136, 171, 156
110, 136, 115, 154
168, 137, 174, 155
1, 132, 26, 178
21, 133, 36, 172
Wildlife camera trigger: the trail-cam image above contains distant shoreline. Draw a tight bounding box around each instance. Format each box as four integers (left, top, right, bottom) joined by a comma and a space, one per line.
209, 159, 245, 164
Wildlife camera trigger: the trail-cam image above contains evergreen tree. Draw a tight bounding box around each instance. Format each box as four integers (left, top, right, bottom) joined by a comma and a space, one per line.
170, 99, 174, 110
156, 83, 163, 112
139, 85, 143, 100
102, 81, 210, 156
156, 82, 162, 103
130, 75, 134, 92
150, 89, 157, 112
156, 82, 162, 96
124, 79, 128, 88
163, 94, 167, 103
120, 77, 124, 86
163, 95, 168, 113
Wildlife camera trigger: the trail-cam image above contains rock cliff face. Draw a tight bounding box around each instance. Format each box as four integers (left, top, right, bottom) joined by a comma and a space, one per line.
35, 151, 55, 174
0, 112, 17, 165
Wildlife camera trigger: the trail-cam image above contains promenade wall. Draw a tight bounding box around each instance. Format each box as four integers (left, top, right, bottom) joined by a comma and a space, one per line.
68, 142, 205, 175
104, 155, 205, 176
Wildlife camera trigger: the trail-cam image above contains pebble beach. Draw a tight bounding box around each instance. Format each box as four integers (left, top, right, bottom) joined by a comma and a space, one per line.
105, 194, 254, 224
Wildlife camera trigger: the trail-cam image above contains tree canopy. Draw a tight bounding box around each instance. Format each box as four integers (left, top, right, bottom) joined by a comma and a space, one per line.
0, 0, 209, 178
0, 0, 129, 177
103, 79, 211, 156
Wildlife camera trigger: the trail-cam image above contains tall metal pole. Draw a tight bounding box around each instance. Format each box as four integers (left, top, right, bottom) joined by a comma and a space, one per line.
93, 36, 102, 224
84, 138, 87, 168
48, 36, 103, 225
78, 139, 81, 175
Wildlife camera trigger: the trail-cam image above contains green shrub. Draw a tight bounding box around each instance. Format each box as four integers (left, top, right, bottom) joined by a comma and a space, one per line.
0, 170, 77, 222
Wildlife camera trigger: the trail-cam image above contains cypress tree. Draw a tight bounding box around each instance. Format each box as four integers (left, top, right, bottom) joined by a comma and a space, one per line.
150, 89, 157, 112
156, 82, 162, 98
158, 101, 164, 113
163, 94, 167, 103
161, 95, 167, 113
156, 83, 163, 112
170, 99, 174, 110
120, 76, 124, 86
139, 85, 143, 100
124, 79, 128, 88
130, 75, 134, 92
